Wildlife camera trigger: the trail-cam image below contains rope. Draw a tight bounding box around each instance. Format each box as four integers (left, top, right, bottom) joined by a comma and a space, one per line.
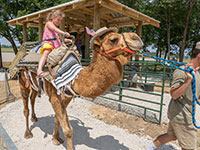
24, 37, 58, 46
143, 53, 200, 129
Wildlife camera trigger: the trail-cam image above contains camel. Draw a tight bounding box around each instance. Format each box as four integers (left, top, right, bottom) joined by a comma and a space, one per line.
18, 27, 143, 150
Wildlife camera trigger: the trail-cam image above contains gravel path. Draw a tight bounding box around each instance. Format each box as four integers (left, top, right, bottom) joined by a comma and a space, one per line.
2, 52, 15, 62
0, 95, 181, 150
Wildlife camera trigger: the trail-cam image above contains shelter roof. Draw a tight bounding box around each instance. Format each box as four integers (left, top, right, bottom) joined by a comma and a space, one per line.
7, 0, 160, 31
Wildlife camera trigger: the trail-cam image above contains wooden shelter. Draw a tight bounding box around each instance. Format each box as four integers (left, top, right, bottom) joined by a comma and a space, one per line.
7, 0, 160, 59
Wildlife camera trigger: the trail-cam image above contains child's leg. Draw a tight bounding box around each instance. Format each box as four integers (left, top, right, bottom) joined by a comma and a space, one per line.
37, 50, 51, 75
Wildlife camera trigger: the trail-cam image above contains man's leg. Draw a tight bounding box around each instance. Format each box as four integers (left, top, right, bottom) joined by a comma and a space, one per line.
154, 133, 176, 147
146, 121, 177, 150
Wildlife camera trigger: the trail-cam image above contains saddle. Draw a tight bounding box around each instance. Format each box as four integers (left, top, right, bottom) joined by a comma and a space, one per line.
16, 36, 82, 97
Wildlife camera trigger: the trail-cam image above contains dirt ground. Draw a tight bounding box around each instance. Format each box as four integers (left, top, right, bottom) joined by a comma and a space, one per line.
0, 80, 21, 109
1, 80, 200, 149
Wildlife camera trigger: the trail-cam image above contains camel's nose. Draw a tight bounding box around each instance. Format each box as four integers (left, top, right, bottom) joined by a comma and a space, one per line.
130, 34, 144, 48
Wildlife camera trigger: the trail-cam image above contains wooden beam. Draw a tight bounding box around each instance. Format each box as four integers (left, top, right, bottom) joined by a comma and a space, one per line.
27, 23, 39, 28
134, 20, 142, 78
137, 21, 142, 37
108, 23, 136, 28
80, 8, 112, 22
8, 20, 17, 26
67, 11, 87, 21
38, 18, 44, 41
112, 16, 129, 21
65, 17, 85, 26
60, 16, 66, 31
109, 20, 138, 25
85, 14, 91, 59
72, 0, 98, 9
116, 23, 136, 28
99, 7, 114, 16
100, 1, 140, 19
93, 4, 101, 30
100, 0, 160, 27
23, 22, 27, 42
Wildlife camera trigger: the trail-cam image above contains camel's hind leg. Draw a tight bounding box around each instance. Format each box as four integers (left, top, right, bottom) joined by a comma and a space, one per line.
19, 73, 32, 138
30, 89, 38, 122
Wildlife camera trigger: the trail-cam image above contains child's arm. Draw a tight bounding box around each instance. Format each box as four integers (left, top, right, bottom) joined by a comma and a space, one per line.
46, 21, 70, 37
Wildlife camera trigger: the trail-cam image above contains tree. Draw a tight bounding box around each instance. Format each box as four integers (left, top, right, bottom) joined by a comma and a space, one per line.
0, 0, 19, 54
179, 0, 196, 62
0, 0, 72, 54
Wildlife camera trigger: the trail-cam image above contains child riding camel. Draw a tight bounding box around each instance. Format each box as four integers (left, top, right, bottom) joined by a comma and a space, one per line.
37, 10, 71, 77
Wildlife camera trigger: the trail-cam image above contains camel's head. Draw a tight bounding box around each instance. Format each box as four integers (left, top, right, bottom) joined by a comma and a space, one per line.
90, 27, 143, 65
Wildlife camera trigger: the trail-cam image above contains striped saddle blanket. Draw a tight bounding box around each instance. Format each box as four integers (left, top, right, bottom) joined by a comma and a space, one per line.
54, 53, 83, 95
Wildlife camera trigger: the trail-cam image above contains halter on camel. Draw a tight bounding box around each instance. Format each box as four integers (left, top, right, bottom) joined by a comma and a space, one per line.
88, 27, 137, 60
98, 33, 136, 60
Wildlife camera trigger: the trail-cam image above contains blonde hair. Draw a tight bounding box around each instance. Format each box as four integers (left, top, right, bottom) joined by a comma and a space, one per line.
46, 10, 65, 21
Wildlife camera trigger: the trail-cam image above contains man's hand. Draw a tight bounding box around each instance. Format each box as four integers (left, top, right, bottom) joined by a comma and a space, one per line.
185, 63, 199, 81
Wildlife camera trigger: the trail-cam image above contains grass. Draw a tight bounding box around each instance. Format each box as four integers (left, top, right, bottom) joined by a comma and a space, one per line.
1, 48, 15, 53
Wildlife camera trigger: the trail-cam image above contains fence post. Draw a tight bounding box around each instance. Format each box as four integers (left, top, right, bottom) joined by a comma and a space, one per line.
0, 43, 3, 68
158, 64, 166, 124
5, 70, 16, 102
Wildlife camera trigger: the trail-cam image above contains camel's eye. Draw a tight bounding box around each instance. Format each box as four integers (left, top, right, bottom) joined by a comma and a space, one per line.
110, 38, 118, 43
131, 36, 138, 40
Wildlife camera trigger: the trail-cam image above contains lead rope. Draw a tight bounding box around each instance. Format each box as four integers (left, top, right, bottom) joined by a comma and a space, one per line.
143, 53, 200, 128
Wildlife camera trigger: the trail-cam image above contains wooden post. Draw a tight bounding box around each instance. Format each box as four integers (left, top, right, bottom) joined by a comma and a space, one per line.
137, 21, 142, 37
23, 22, 27, 42
135, 21, 142, 61
38, 18, 44, 41
60, 16, 66, 31
93, 4, 101, 30
85, 15, 90, 59
133, 21, 142, 88
0, 43, 2, 68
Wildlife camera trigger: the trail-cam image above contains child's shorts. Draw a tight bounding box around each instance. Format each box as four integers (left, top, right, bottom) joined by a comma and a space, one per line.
40, 43, 53, 54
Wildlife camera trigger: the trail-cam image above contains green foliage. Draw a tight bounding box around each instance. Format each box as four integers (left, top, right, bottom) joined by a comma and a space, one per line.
118, 0, 200, 59
0, 0, 200, 60
0, 0, 73, 47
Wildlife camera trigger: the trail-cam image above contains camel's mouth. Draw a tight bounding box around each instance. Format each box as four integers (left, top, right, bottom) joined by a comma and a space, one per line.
122, 32, 144, 53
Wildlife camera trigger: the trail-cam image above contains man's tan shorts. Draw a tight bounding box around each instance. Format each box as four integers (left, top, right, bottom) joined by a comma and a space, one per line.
167, 121, 197, 149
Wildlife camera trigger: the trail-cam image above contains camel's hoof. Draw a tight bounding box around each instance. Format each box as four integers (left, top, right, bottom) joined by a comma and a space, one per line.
52, 137, 64, 145
31, 116, 38, 122
24, 131, 33, 139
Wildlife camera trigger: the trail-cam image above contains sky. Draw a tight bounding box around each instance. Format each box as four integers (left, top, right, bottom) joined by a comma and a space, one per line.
0, 37, 20, 46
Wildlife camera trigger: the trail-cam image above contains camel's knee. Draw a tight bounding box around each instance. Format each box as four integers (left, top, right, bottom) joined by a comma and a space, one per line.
24, 109, 29, 117
63, 128, 73, 139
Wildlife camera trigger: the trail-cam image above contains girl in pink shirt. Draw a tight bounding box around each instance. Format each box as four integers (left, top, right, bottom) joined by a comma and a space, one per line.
37, 10, 71, 77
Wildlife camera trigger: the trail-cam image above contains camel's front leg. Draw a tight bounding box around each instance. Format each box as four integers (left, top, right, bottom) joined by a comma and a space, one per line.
30, 89, 38, 122
52, 114, 64, 145
50, 96, 73, 150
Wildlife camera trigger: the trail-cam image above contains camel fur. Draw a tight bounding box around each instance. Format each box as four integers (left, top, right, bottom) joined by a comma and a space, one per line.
18, 30, 143, 150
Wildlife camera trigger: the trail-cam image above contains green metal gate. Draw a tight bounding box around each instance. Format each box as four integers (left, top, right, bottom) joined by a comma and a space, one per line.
99, 60, 174, 125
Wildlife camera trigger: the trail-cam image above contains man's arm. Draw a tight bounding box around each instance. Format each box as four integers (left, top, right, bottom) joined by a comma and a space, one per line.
170, 78, 192, 99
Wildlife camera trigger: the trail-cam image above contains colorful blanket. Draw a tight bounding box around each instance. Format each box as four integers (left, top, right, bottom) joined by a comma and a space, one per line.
54, 53, 83, 95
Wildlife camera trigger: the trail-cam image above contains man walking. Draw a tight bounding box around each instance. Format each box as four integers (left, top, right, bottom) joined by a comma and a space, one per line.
146, 42, 200, 150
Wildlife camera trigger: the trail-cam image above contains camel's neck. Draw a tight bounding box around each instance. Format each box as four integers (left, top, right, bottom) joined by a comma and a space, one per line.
72, 54, 123, 98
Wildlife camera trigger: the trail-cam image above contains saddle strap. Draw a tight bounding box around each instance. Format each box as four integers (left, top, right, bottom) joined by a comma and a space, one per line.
24, 67, 30, 88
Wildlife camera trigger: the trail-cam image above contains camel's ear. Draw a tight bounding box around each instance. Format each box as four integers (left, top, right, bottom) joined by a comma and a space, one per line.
93, 38, 101, 51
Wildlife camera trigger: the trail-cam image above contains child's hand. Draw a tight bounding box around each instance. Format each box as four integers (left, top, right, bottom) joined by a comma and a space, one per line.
64, 32, 70, 38
64, 39, 72, 43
